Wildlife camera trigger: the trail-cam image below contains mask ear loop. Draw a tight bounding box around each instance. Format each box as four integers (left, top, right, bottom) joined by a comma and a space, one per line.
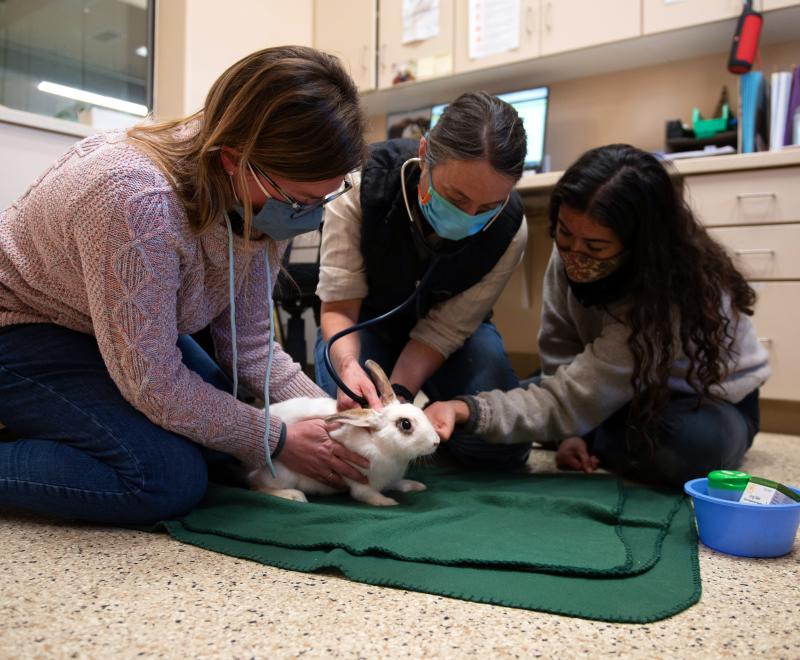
479, 194, 511, 233
400, 157, 422, 226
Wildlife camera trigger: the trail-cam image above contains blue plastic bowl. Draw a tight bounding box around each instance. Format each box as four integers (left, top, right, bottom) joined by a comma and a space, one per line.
684, 478, 800, 558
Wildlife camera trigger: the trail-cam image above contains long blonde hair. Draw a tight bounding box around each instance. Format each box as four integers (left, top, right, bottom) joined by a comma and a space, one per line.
127, 45, 366, 240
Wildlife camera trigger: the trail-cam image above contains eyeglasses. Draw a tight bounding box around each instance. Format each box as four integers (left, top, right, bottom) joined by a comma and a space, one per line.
250, 164, 353, 218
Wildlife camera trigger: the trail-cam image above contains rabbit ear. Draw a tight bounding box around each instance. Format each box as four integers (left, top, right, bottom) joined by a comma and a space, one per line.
364, 359, 397, 406
325, 408, 382, 429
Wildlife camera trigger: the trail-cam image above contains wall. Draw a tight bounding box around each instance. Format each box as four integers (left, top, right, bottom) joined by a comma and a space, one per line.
153, 0, 314, 119
0, 121, 83, 209
365, 41, 800, 171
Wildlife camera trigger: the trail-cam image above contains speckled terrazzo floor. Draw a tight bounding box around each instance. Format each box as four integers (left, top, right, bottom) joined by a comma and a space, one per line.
2, 432, 798, 659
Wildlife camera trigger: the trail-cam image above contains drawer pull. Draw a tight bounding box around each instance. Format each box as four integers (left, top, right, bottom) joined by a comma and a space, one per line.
757, 337, 773, 346
736, 192, 776, 200
734, 249, 775, 256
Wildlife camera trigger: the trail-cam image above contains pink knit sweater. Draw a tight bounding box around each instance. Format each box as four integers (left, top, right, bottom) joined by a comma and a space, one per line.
0, 130, 326, 468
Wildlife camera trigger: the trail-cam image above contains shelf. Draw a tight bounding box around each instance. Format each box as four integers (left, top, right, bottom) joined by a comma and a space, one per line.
361, 5, 800, 117
516, 148, 800, 195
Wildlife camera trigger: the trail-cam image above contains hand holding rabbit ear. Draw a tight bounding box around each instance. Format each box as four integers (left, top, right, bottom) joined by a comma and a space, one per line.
280, 419, 370, 487
424, 400, 470, 441
337, 358, 383, 411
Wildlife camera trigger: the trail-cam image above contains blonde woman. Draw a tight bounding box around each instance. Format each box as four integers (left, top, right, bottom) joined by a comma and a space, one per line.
0, 46, 368, 524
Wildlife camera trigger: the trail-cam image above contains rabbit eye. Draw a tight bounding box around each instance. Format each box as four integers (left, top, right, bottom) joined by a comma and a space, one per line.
396, 418, 413, 434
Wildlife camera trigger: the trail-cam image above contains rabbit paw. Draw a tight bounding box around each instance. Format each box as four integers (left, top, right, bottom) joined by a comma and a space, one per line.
366, 494, 399, 506
389, 479, 427, 493
350, 484, 399, 506
263, 488, 308, 503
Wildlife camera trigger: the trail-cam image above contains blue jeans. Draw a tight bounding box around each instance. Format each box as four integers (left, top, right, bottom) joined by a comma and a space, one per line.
0, 323, 238, 524
520, 375, 760, 487
315, 322, 531, 470
590, 390, 759, 487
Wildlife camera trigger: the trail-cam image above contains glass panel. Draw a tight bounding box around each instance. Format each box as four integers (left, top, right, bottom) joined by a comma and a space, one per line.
0, 0, 153, 128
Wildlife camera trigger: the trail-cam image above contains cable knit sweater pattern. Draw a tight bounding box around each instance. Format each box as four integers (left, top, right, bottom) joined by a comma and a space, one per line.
0, 131, 325, 468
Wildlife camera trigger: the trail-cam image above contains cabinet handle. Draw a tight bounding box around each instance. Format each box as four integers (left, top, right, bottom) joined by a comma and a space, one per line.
380, 44, 387, 70
545, 1, 552, 31
361, 44, 369, 72
525, 4, 534, 36
757, 337, 773, 346
736, 192, 776, 200
734, 248, 775, 256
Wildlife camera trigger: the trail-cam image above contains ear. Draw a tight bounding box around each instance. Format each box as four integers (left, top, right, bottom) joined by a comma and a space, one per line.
220, 147, 240, 175
364, 359, 397, 407
418, 134, 427, 161
325, 408, 382, 429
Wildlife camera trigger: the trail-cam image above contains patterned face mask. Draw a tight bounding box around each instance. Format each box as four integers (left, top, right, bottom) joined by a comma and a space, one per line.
558, 248, 627, 283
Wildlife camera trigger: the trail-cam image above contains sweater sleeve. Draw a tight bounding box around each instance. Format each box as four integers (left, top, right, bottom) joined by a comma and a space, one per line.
464, 319, 636, 446
77, 177, 283, 469
209, 246, 327, 403
538, 246, 589, 375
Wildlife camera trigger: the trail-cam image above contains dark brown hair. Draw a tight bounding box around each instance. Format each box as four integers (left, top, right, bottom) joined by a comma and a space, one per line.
549, 144, 756, 439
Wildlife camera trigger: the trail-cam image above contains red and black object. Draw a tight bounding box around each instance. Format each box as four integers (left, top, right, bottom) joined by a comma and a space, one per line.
728, 0, 763, 75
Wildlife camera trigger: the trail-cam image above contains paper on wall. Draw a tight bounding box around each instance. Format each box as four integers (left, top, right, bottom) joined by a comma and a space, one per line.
403, 0, 440, 44
469, 0, 520, 60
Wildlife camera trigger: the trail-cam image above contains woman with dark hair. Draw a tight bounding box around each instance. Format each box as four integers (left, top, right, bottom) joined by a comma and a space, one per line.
425, 144, 769, 486
315, 91, 532, 470
0, 46, 369, 524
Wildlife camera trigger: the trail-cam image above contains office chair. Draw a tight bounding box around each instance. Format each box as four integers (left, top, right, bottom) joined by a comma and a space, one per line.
272, 229, 323, 368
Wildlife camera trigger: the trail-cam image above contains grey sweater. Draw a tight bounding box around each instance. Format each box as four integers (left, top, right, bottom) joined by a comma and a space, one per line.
462, 246, 771, 445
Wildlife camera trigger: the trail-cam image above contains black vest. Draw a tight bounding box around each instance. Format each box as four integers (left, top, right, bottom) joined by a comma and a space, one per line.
359, 139, 523, 335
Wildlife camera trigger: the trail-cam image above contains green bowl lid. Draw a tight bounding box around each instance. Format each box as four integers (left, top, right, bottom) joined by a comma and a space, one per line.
707, 470, 750, 490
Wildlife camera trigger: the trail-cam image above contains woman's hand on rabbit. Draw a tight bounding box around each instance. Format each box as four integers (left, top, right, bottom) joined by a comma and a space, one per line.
337, 358, 383, 411
281, 419, 370, 487
424, 400, 469, 441
555, 436, 600, 473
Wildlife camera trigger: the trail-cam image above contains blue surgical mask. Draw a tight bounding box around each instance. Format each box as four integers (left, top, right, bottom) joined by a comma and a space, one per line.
404, 159, 506, 241
243, 163, 323, 241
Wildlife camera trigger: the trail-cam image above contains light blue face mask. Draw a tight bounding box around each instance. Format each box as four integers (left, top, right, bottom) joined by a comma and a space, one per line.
400, 158, 508, 241
244, 163, 324, 241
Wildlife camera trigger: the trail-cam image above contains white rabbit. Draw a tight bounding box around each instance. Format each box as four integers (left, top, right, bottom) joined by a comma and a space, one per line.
247, 360, 440, 506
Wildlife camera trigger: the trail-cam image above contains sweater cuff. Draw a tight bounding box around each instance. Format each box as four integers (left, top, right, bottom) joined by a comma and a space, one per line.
270, 422, 287, 459
453, 395, 481, 434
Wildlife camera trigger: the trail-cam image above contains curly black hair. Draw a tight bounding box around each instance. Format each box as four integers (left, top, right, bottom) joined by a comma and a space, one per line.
548, 144, 756, 440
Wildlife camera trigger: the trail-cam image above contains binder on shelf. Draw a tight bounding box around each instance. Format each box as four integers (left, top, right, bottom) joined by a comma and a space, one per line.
739, 71, 766, 154
784, 65, 800, 147
769, 71, 792, 151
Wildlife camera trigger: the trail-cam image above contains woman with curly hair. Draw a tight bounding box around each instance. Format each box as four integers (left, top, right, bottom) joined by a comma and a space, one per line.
425, 144, 769, 486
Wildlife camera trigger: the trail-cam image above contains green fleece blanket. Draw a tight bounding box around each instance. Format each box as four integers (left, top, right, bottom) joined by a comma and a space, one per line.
160, 468, 700, 623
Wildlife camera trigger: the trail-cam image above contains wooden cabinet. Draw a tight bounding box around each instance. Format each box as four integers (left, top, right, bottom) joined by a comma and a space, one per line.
685, 166, 800, 402
453, 0, 540, 74
377, 0, 455, 89
540, 0, 640, 56
314, 0, 377, 92
642, 0, 741, 35
763, 0, 800, 9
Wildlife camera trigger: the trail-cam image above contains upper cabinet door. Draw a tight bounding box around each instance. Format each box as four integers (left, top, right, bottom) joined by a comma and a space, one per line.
314, 0, 377, 92
540, 0, 641, 56
454, 0, 541, 74
378, 0, 455, 89
643, 0, 742, 34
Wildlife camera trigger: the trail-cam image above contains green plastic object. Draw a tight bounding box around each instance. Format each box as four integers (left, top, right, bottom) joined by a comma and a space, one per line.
692, 103, 729, 139
707, 469, 750, 501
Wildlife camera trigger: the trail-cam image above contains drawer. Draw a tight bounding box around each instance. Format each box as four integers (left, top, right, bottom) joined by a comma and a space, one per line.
684, 166, 800, 227
707, 224, 800, 280
749, 282, 800, 401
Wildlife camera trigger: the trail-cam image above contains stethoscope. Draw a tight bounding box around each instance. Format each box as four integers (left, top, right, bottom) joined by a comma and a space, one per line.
322, 157, 507, 406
